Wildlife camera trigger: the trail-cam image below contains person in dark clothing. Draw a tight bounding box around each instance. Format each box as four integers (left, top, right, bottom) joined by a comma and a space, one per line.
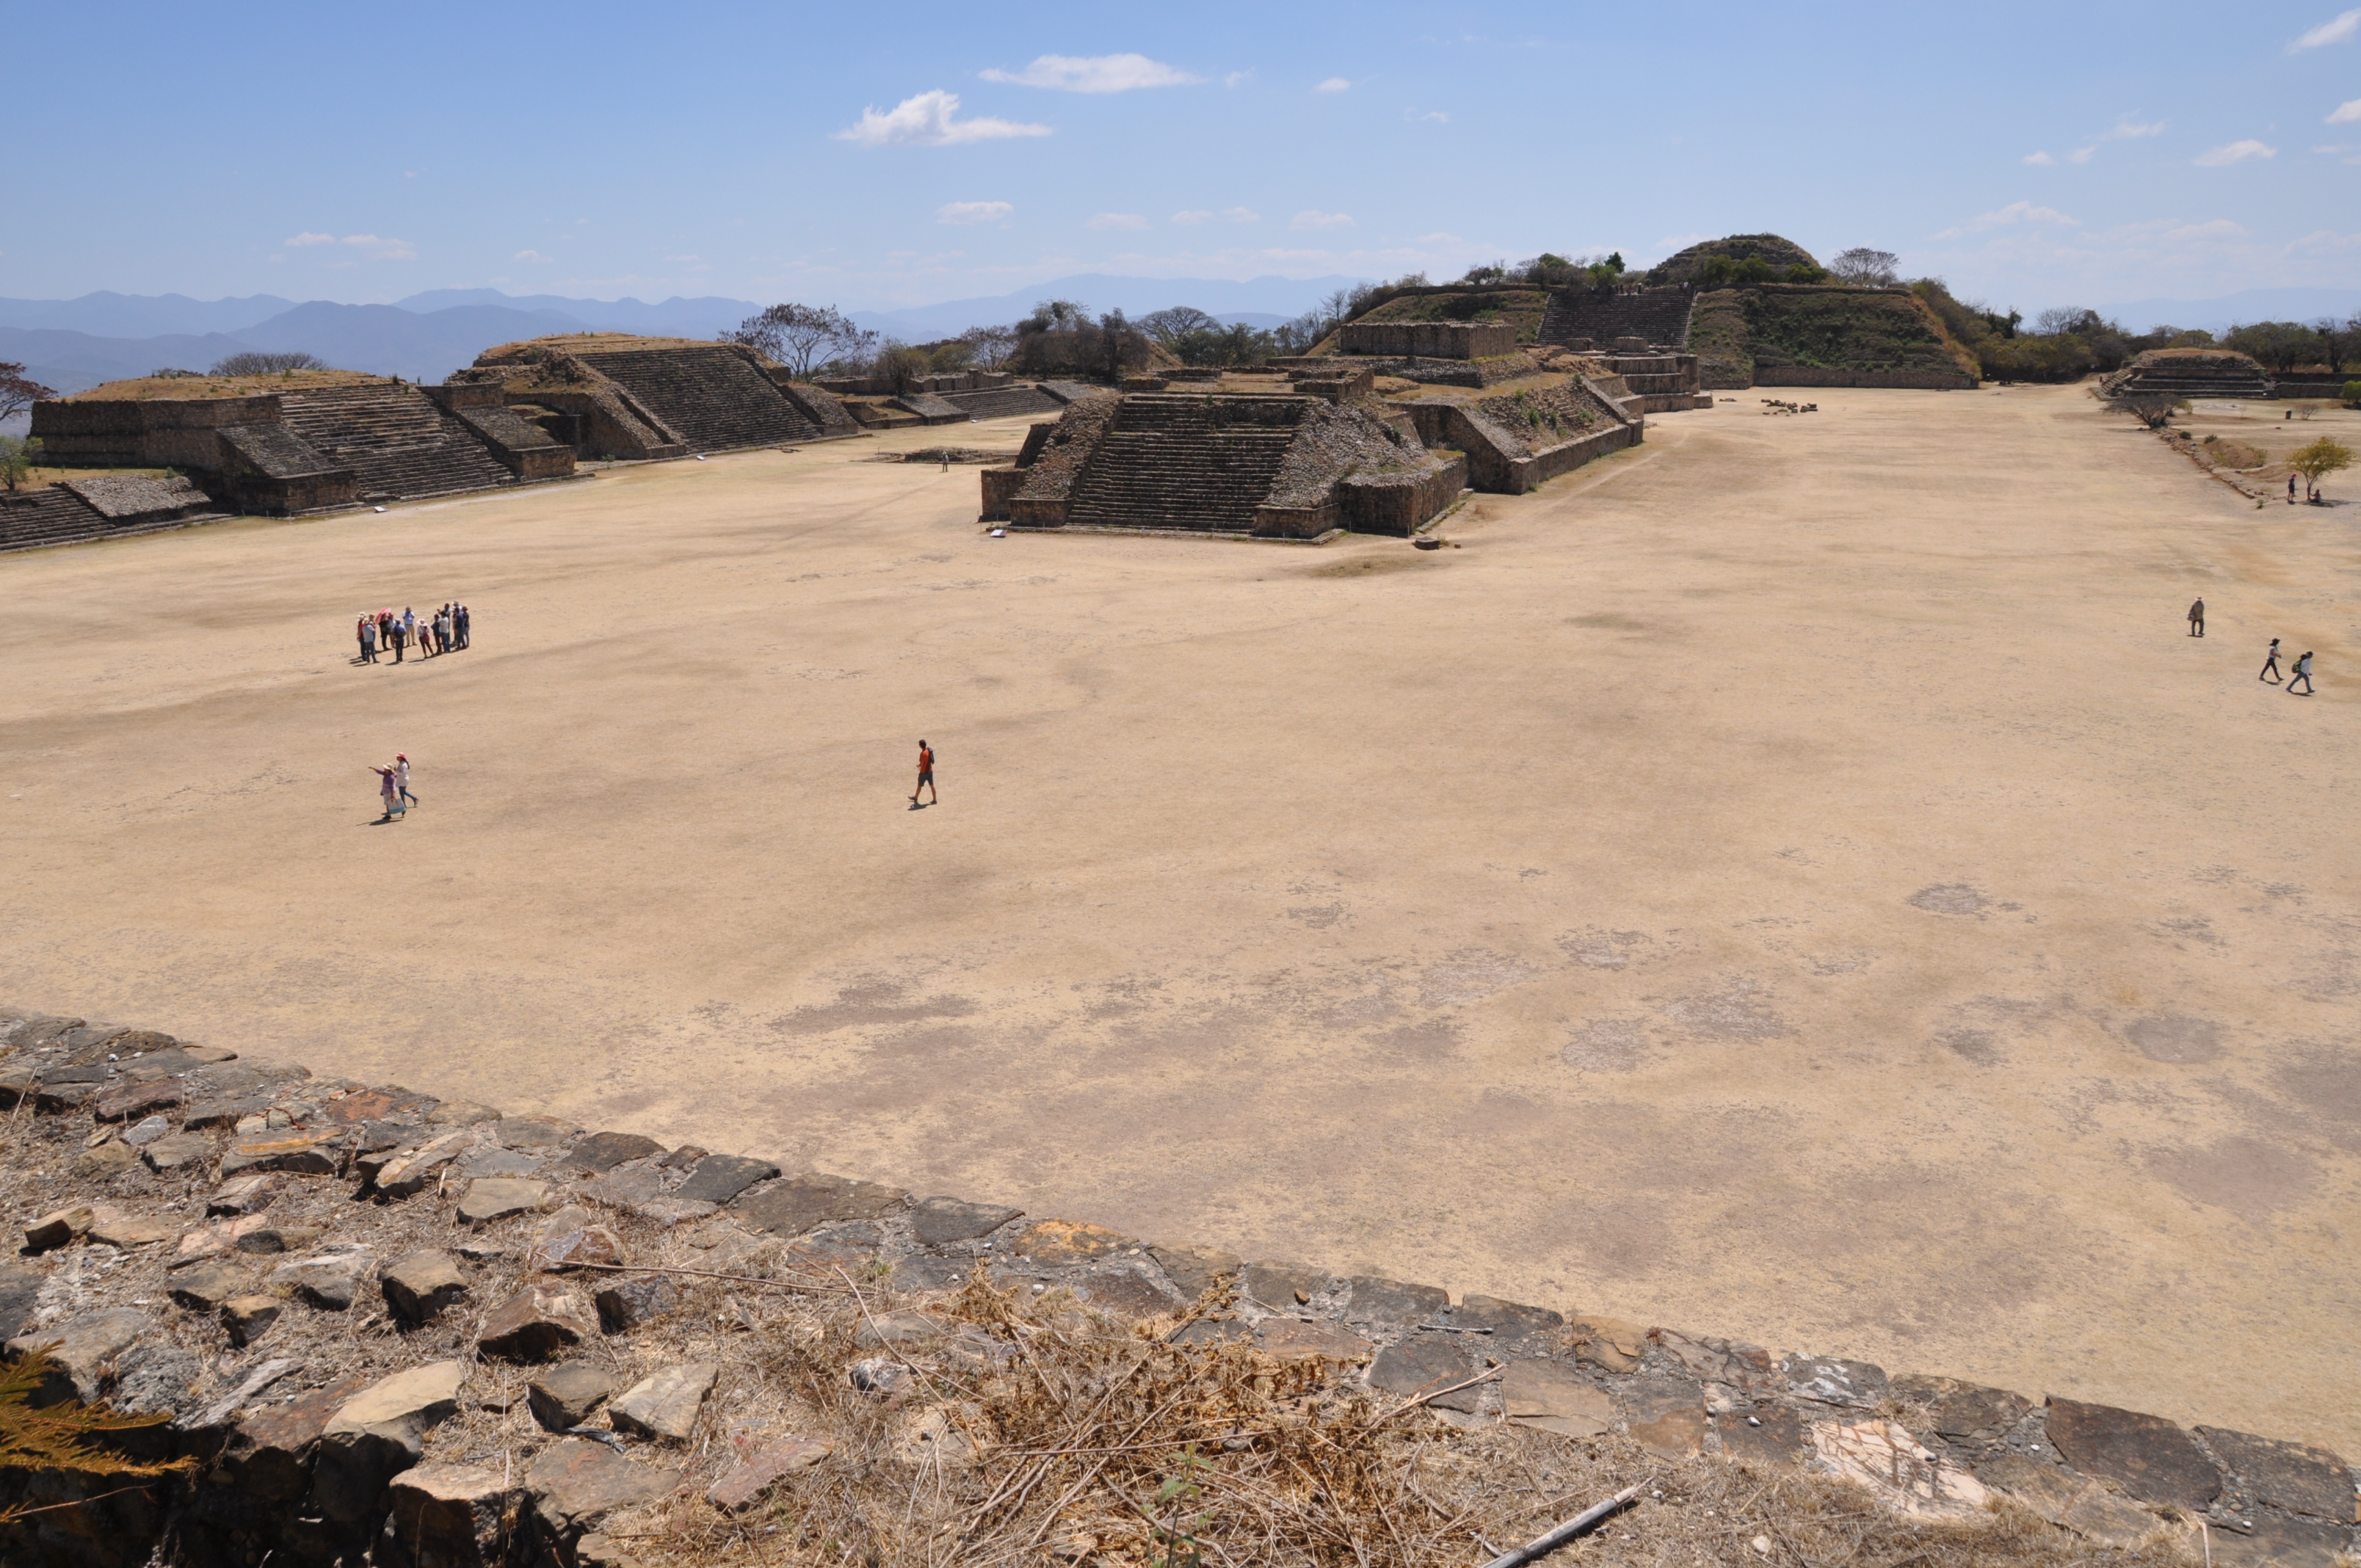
455, 603, 471, 649
2187, 598, 2205, 638
2259, 638, 2282, 683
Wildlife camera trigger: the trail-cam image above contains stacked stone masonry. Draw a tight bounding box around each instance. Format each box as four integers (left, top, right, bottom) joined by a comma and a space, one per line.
0, 476, 228, 553
3, 1002, 2353, 1568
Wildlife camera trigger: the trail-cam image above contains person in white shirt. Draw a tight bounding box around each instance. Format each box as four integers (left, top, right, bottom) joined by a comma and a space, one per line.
2287, 652, 2314, 696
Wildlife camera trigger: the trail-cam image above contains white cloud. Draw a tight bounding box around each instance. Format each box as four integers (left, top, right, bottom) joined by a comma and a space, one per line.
513, 250, 551, 263
1291, 209, 1354, 229
2023, 150, 2056, 165
1222, 207, 1260, 224
2103, 116, 2166, 139
2317, 142, 2361, 164
1085, 212, 1150, 231
2069, 146, 2095, 164
1171, 210, 1212, 225
936, 200, 1013, 225
2290, 7, 2361, 50
1313, 76, 1351, 93
2329, 98, 2361, 123
1410, 109, 1449, 123
2195, 139, 2277, 166
1935, 200, 2080, 238
1225, 70, 1252, 88
979, 54, 1200, 92
284, 231, 415, 260
833, 90, 1051, 148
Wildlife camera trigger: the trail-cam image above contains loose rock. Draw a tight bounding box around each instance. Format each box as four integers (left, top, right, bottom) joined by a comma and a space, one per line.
609, 1360, 719, 1441
269, 1249, 374, 1310
526, 1439, 680, 1545
479, 1283, 598, 1360
6, 1305, 150, 1401
457, 1177, 550, 1224
380, 1249, 470, 1326
707, 1436, 832, 1511
222, 1293, 283, 1346
382, 1462, 509, 1568
529, 1362, 623, 1431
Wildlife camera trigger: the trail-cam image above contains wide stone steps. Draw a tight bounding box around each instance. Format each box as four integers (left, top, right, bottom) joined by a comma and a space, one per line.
1066, 429, 1298, 529
0, 488, 226, 553
278, 384, 519, 501
1542, 291, 1697, 351
574, 349, 821, 451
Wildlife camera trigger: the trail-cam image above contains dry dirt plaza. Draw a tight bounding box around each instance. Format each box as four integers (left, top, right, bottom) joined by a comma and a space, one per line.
4, 385, 2357, 1453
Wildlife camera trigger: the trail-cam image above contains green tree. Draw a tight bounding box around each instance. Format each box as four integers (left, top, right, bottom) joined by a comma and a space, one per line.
0, 435, 42, 490
2287, 435, 2353, 501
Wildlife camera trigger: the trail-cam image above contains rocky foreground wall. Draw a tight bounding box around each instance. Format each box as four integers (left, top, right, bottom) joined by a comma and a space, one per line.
1, 1005, 2355, 1568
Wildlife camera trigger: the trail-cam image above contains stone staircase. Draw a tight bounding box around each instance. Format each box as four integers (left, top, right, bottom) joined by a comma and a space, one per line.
573, 346, 821, 451
1541, 289, 1697, 352
278, 383, 518, 502
1064, 395, 1306, 531
0, 482, 230, 553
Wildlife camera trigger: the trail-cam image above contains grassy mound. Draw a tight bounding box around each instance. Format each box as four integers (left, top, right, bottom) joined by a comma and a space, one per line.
1697, 286, 1976, 385
1345, 288, 1553, 346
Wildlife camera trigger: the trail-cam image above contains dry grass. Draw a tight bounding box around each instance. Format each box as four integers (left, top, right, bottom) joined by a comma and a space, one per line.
567, 1268, 2208, 1568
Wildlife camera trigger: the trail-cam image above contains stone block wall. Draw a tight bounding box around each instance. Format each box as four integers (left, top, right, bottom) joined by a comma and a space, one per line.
1338, 321, 1517, 360
8, 999, 2353, 1568
1335, 454, 1468, 535
1752, 366, 1976, 390
30, 396, 283, 470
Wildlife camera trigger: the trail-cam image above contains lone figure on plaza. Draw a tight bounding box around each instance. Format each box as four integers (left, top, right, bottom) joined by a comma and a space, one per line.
2187, 598, 2205, 638
910, 739, 937, 807
2260, 638, 2282, 683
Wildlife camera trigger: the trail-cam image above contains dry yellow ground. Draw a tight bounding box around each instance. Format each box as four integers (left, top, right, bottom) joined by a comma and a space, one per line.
4, 386, 2358, 1453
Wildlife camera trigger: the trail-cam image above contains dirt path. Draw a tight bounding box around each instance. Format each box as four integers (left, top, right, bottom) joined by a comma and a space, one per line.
4, 387, 2357, 1451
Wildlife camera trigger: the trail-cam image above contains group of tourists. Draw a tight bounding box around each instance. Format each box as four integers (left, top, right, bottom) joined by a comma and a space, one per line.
2187, 600, 2315, 694
368, 754, 418, 821
355, 603, 469, 664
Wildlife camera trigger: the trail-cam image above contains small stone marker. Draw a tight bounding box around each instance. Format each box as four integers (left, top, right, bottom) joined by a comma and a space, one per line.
609, 1361, 719, 1441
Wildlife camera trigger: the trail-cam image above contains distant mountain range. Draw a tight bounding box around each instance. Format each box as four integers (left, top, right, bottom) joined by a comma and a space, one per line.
2083, 287, 2361, 334
0, 275, 1362, 396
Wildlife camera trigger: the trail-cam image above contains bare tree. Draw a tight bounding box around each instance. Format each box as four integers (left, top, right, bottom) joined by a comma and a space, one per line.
956, 324, 1018, 371
210, 351, 326, 376
1139, 307, 1220, 346
2114, 392, 2183, 429
1829, 247, 1900, 287
726, 303, 877, 378
1, 360, 58, 426
2313, 316, 2351, 375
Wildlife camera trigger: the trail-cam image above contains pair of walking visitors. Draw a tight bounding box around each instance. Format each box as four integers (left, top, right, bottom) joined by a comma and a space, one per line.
354, 603, 471, 665
2258, 639, 2315, 695
368, 753, 418, 821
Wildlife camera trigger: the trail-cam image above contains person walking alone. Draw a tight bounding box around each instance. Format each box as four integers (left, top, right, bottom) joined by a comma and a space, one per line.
910, 738, 937, 807
2288, 651, 2315, 695
395, 753, 418, 810
370, 763, 404, 821
2187, 597, 2205, 638
2260, 638, 2283, 683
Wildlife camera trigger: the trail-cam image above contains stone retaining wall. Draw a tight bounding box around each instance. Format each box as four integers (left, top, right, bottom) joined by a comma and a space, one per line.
1752, 366, 1977, 390
1338, 321, 1518, 360
1, 1003, 2356, 1567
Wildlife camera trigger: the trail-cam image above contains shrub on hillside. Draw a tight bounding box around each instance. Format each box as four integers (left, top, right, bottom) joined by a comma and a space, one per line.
2343, 379, 2361, 407
208, 351, 327, 376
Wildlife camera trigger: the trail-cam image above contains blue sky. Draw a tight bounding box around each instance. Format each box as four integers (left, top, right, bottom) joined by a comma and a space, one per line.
7, 1, 2358, 316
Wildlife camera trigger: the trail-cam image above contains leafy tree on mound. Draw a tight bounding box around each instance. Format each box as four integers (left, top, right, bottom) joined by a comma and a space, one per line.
0, 435, 42, 490
1829, 248, 1900, 287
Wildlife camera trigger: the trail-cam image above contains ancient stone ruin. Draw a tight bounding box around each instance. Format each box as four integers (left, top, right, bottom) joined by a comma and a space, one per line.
813, 367, 1074, 429
2101, 348, 2276, 402
457, 337, 863, 460
4, 1001, 2356, 1568
25, 373, 578, 528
